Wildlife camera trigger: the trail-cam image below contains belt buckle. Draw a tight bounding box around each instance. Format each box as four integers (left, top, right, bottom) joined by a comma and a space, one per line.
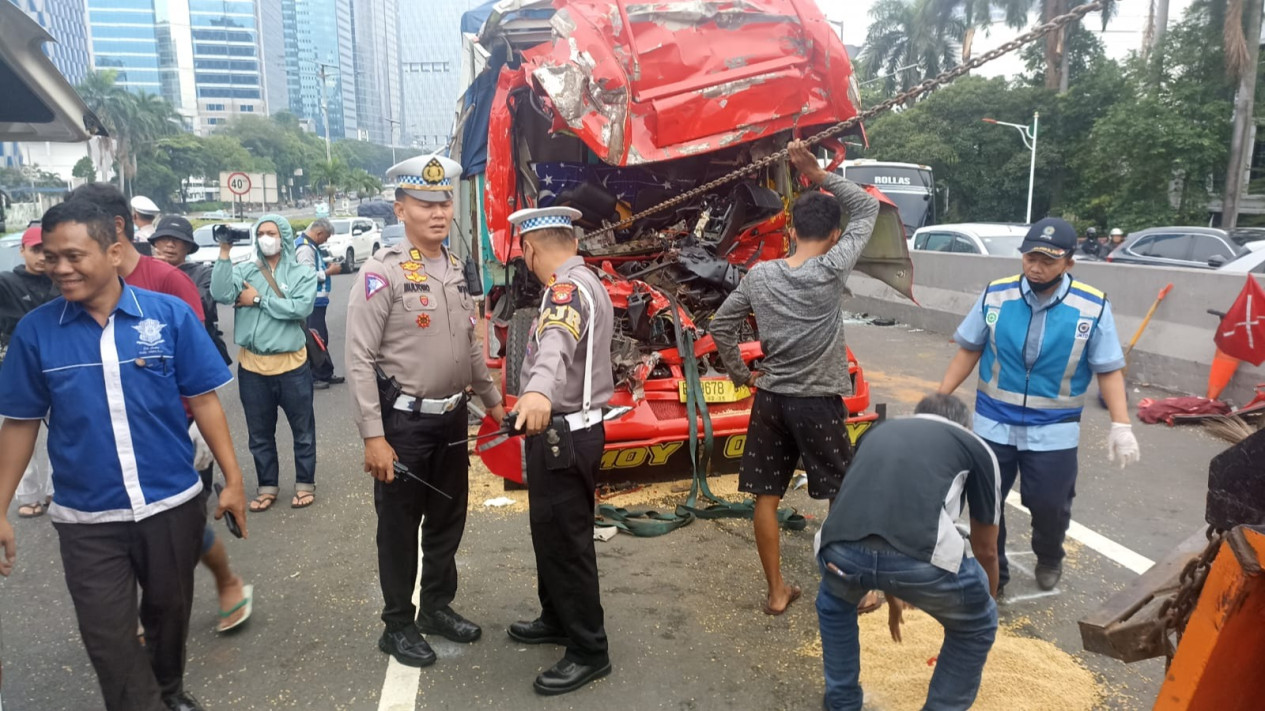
443, 395, 457, 413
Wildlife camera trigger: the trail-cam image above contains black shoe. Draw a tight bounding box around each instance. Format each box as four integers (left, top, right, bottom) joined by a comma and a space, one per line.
508, 618, 569, 646
1035, 563, 1063, 591
417, 606, 481, 644
313, 379, 330, 390
378, 626, 437, 667
327, 375, 346, 385
533, 657, 612, 696
163, 692, 205, 711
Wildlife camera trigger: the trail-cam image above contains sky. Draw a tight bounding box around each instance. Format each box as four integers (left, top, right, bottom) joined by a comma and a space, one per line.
815, 0, 1197, 78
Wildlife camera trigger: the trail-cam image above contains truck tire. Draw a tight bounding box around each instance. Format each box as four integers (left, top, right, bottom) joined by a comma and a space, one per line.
503, 308, 536, 397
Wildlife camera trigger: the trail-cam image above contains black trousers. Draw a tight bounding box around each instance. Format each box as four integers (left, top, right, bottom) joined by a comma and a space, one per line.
526, 423, 609, 666
375, 403, 470, 630
53, 496, 205, 711
988, 443, 1080, 588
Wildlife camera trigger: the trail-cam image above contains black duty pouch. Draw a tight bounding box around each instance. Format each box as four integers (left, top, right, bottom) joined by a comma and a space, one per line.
542, 416, 575, 471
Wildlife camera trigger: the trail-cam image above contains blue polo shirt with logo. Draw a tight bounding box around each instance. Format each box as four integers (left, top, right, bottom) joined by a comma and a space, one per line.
0, 282, 232, 524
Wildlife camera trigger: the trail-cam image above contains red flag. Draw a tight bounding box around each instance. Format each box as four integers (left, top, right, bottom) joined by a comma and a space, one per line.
1215, 275, 1265, 366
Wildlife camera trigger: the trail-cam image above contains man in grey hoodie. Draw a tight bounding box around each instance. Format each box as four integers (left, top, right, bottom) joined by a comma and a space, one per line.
211, 215, 319, 511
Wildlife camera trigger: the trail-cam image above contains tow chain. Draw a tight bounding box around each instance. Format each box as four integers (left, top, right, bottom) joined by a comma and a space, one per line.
1158, 526, 1225, 667
584, 0, 1106, 241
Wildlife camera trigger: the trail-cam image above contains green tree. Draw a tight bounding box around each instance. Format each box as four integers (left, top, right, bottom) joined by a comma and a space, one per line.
72, 156, 96, 183
933, 0, 1033, 62
860, 0, 966, 97
346, 168, 383, 201
310, 159, 349, 204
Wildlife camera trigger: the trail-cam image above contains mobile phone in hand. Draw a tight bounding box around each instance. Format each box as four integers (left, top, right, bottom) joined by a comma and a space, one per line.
213, 483, 244, 539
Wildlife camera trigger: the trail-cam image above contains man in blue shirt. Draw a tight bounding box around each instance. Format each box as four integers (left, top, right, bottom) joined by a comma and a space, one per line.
0, 200, 249, 711
938, 217, 1141, 593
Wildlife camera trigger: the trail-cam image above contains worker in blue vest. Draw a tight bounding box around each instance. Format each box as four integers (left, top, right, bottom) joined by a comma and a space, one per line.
938, 217, 1141, 595
295, 217, 344, 388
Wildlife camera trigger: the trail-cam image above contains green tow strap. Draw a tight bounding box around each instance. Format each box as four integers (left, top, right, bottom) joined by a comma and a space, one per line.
596, 299, 805, 537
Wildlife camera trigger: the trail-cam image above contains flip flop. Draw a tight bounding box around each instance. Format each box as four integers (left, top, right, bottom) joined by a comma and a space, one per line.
762, 585, 802, 616
249, 494, 277, 512
216, 584, 253, 633
291, 492, 315, 509
17, 501, 46, 518
857, 590, 886, 615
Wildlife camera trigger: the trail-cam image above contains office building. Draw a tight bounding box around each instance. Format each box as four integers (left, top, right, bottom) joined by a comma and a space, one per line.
351, 0, 399, 146
10, 0, 92, 85
280, 0, 347, 139
398, 0, 477, 151
85, 0, 164, 94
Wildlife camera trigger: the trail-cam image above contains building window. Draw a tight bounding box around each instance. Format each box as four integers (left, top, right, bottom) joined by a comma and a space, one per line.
403, 61, 451, 74
206, 118, 221, 125
241, 105, 254, 112
206, 103, 225, 111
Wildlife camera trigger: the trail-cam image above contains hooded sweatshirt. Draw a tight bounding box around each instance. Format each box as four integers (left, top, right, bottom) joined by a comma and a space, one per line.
211, 215, 317, 361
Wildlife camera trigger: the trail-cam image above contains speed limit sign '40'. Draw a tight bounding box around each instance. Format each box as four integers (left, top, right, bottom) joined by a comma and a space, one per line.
227, 172, 251, 196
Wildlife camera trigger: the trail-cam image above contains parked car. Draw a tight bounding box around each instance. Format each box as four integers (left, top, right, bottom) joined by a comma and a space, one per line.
380, 223, 405, 248
187, 222, 255, 265
910, 223, 1029, 256
1106, 227, 1251, 269
327, 217, 380, 271
199, 209, 232, 220
1219, 248, 1265, 274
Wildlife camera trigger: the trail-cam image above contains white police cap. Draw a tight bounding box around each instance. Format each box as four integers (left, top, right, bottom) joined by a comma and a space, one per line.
131, 195, 160, 216
388, 153, 462, 202
508, 206, 582, 236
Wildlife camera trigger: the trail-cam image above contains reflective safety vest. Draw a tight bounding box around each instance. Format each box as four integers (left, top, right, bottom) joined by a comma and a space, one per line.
975, 275, 1107, 427
297, 234, 330, 307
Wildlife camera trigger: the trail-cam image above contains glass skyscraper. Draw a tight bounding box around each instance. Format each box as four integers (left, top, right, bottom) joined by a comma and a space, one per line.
281, 0, 346, 139
186, 0, 265, 130
398, 0, 476, 152
9, 0, 92, 85
86, 0, 163, 94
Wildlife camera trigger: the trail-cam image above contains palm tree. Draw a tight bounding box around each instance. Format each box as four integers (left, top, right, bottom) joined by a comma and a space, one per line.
118, 91, 181, 196
75, 73, 182, 195
76, 70, 129, 185
860, 0, 967, 97
1039, 0, 1117, 92
933, 0, 1034, 62
310, 159, 348, 205
347, 169, 383, 202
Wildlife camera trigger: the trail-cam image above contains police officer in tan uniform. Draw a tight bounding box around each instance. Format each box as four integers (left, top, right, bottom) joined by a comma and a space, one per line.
345, 154, 505, 668
505, 206, 615, 695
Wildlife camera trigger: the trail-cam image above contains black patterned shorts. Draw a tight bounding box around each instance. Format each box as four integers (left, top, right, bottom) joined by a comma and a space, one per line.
738, 390, 852, 500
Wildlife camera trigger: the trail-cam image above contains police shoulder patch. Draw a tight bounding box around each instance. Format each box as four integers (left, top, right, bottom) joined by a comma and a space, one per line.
538, 304, 583, 340
549, 283, 575, 305
365, 272, 389, 300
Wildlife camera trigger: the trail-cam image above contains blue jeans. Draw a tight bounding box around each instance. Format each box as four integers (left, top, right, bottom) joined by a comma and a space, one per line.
238, 362, 317, 493
817, 540, 997, 711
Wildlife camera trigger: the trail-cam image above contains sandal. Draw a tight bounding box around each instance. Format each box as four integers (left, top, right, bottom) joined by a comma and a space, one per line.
291, 491, 315, 509
17, 501, 46, 518
216, 583, 253, 633
249, 494, 277, 512
762, 585, 803, 616
858, 590, 886, 615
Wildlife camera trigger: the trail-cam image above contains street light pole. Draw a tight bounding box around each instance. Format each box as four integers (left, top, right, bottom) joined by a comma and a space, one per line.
317, 62, 333, 163
385, 118, 401, 164
983, 111, 1039, 224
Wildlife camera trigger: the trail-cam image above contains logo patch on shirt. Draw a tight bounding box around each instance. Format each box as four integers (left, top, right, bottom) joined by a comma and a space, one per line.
365, 272, 388, 300
416, 314, 431, 328
549, 284, 575, 305
133, 318, 166, 348
1076, 318, 1094, 340
401, 261, 421, 272
985, 308, 999, 326
405, 272, 427, 283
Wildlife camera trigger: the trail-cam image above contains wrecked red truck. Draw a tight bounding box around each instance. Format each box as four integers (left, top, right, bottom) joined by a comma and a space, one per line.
451, 0, 914, 482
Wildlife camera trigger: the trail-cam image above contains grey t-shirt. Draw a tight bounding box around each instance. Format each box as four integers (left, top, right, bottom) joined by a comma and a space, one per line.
709, 173, 878, 397
818, 415, 1002, 573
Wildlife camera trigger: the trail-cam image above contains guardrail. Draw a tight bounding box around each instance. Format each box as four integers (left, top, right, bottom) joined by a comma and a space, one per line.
848, 251, 1265, 405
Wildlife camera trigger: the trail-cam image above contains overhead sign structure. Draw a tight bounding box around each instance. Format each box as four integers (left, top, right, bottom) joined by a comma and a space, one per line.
226, 172, 251, 196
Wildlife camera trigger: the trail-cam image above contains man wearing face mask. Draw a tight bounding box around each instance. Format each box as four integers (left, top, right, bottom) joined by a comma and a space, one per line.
211, 215, 318, 512
938, 217, 1141, 596
345, 154, 505, 669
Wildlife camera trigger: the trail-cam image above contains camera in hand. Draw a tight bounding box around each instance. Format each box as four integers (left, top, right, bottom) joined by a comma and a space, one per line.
213, 224, 251, 245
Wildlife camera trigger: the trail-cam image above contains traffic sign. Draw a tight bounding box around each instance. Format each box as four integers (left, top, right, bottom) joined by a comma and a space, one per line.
227, 172, 252, 196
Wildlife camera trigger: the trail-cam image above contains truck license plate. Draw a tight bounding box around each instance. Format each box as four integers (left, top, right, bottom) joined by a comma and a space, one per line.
678, 379, 752, 403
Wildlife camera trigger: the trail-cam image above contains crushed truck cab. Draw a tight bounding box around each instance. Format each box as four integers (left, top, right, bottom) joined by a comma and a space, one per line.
453, 0, 915, 483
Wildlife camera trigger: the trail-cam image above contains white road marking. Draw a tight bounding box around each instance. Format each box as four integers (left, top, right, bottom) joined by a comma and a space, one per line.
1005, 492, 1155, 574
378, 528, 425, 711
1002, 590, 1062, 604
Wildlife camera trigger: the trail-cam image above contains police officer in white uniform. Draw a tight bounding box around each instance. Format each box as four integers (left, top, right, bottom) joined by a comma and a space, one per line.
507, 207, 616, 695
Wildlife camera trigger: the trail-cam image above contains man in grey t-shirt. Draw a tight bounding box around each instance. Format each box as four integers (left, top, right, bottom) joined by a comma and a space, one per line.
710, 139, 878, 616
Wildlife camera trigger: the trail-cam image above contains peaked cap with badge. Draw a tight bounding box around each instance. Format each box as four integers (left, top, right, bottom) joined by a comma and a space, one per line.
508, 207, 581, 238
1019, 217, 1077, 259
388, 153, 462, 202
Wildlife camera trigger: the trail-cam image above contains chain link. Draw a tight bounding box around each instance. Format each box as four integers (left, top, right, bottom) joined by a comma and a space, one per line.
582, 1, 1105, 241
1158, 526, 1224, 666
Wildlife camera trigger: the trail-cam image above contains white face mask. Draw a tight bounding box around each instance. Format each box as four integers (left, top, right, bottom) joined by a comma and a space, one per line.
258, 235, 281, 257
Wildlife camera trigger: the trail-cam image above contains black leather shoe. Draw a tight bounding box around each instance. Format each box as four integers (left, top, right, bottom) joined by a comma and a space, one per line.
417, 607, 481, 643
1035, 563, 1063, 591
533, 657, 612, 696
327, 375, 346, 385
508, 618, 569, 645
313, 379, 330, 390
163, 692, 206, 711
378, 626, 437, 667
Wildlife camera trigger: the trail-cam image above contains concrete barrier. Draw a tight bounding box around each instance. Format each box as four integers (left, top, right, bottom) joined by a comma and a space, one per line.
848, 251, 1265, 406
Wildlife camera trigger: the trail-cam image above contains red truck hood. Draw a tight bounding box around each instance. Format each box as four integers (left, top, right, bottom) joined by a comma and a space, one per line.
520, 0, 862, 165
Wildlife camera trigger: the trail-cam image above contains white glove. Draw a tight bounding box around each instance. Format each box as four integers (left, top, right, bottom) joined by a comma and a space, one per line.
1106, 423, 1140, 469
189, 423, 214, 471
